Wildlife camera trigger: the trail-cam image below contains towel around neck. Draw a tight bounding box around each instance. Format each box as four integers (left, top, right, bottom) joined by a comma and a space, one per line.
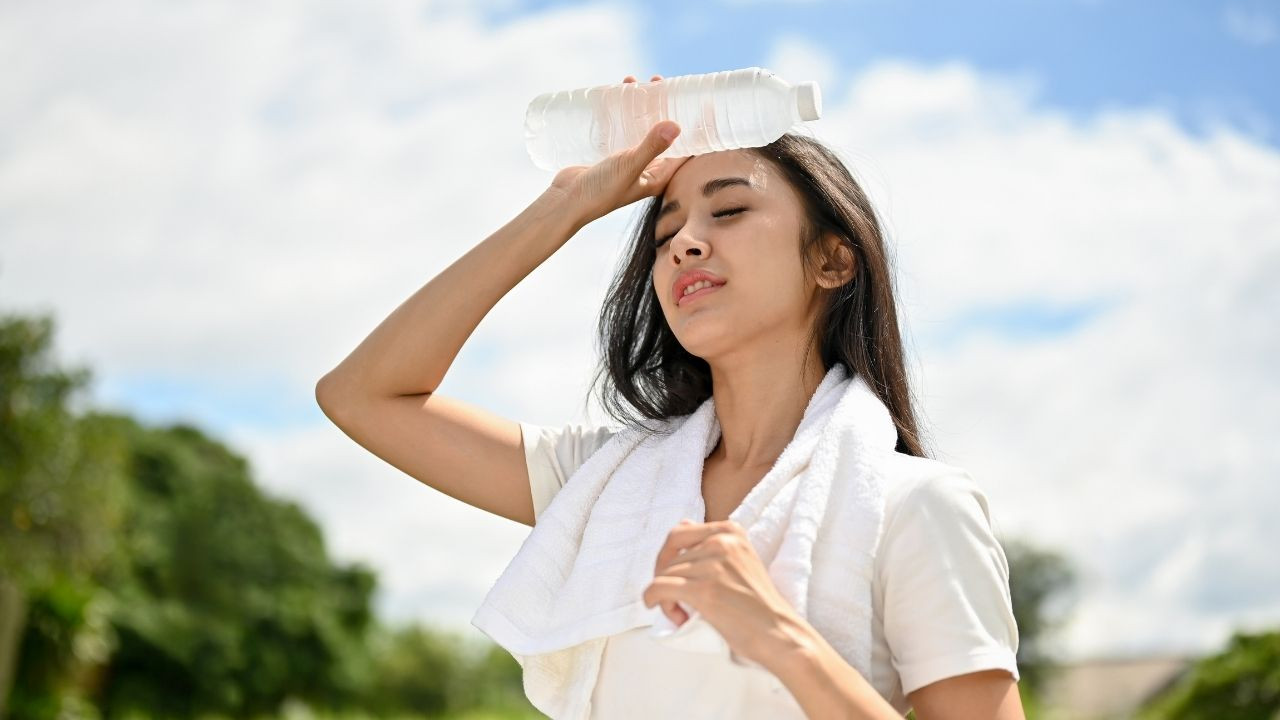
471, 362, 901, 719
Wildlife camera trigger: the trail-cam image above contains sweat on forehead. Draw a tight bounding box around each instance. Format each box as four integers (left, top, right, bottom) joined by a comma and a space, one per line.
657, 155, 774, 220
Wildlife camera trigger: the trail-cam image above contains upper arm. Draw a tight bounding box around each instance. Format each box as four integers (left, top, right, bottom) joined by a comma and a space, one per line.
879, 471, 1021, 698
315, 378, 536, 526
908, 668, 1025, 720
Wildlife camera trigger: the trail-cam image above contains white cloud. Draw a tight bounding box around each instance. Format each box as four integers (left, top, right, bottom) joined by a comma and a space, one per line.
761, 34, 841, 110
225, 421, 530, 630
3, 1, 1277, 666
0, 0, 644, 632
780, 56, 1280, 660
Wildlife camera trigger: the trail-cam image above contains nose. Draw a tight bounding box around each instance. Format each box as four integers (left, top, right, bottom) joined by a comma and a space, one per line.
669, 229, 709, 264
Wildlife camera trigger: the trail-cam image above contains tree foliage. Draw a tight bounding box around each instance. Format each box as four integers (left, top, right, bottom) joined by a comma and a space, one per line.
85, 416, 380, 718
1002, 535, 1079, 697
0, 313, 126, 588
1, 313, 131, 717
0, 306, 1124, 719
0, 310, 533, 719
1137, 629, 1280, 720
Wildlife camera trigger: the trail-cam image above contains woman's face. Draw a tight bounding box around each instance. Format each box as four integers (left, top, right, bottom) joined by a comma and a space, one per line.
650, 149, 823, 362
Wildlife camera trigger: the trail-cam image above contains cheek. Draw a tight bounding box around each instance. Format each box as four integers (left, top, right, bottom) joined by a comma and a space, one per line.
653, 273, 675, 311
743, 247, 810, 310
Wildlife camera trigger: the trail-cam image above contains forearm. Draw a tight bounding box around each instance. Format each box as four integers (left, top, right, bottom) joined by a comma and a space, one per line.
762, 614, 903, 720
319, 188, 586, 400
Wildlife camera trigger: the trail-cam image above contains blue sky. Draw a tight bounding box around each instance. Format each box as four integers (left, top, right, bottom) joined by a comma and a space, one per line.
4, 0, 1278, 662
93, 372, 328, 435
480, 0, 1278, 146
98, 0, 1278, 434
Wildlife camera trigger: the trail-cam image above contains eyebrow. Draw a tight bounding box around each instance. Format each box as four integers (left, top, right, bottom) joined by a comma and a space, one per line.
657, 176, 753, 223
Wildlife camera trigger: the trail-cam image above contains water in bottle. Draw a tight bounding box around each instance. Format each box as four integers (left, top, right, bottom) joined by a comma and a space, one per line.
524, 67, 822, 171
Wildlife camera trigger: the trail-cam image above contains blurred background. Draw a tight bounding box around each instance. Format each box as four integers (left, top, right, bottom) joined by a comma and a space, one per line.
2, 0, 1277, 718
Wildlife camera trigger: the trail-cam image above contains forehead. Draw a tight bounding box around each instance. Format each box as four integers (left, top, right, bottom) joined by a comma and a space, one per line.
660, 150, 777, 206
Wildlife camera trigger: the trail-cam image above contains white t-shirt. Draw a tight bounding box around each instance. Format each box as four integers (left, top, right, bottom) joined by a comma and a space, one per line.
519, 421, 1021, 718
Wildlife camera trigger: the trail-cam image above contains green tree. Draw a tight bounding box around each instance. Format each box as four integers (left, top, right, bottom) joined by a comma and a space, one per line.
0, 312, 129, 717
1, 307, 1089, 719
355, 622, 483, 716
465, 637, 533, 713
1002, 537, 1079, 700
1137, 629, 1280, 720
0, 307, 539, 720
0, 308, 389, 719
93, 418, 380, 718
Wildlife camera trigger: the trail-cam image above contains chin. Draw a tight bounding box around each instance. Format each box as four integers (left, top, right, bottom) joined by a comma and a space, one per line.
673, 325, 734, 357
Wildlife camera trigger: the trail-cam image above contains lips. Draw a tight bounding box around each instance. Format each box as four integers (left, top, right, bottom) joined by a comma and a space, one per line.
677, 283, 722, 307
672, 269, 727, 304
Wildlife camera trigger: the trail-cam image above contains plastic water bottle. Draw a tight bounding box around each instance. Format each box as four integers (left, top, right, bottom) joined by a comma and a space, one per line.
524, 67, 822, 171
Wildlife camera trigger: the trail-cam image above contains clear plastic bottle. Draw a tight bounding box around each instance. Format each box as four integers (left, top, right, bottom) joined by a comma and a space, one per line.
524, 67, 822, 171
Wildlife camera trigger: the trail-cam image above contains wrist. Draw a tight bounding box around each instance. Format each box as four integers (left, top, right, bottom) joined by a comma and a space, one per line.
754, 609, 822, 673
535, 186, 590, 236
760, 614, 897, 720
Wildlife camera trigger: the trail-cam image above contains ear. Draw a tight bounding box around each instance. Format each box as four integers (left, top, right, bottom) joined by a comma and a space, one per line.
815, 231, 857, 289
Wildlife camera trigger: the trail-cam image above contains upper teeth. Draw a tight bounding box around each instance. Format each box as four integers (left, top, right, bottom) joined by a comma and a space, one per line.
682, 279, 717, 296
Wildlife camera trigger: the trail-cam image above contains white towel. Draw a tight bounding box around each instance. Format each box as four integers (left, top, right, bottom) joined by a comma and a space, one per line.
470, 362, 899, 719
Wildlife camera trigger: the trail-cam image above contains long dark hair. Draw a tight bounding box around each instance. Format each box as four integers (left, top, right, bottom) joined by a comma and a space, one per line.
585, 132, 932, 458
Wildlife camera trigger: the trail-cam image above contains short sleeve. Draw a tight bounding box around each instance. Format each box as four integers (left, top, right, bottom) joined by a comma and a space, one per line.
519, 421, 618, 522
878, 471, 1021, 696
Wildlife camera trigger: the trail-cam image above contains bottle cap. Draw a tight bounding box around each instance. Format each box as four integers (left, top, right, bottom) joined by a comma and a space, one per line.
795, 81, 822, 121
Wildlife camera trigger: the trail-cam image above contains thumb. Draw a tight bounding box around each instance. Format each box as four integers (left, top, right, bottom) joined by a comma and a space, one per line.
632, 121, 680, 169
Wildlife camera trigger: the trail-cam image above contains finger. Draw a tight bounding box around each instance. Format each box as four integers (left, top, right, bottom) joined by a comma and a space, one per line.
663, 600, 689, 626
650, 550, 705, 628
623, 75, 636, 83
644, 576, 694, 619
652, 520, 694, 576
651, 75, 663, 82
630, 121, 681, 177
652, 518, 721, 577
664, 540, 720, 571
639, 154, 691, 193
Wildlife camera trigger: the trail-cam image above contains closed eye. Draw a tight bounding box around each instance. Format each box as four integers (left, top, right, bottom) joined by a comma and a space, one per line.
654, 207, 747, 248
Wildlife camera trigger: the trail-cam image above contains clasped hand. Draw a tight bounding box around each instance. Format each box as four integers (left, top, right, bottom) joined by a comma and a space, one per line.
642, 518, 798, 668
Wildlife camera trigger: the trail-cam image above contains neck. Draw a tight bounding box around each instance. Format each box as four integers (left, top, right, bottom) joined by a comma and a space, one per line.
706, 346, 829, 471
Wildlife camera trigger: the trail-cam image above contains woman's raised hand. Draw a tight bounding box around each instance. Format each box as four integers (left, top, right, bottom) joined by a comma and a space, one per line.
547, 74, 688, 227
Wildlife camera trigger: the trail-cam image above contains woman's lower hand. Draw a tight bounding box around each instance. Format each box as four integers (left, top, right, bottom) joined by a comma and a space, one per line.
547, 74, 689, 227
642, 519, 803, 669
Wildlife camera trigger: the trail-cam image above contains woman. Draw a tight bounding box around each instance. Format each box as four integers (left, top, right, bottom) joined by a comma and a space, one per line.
317, 73, 1024, 719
